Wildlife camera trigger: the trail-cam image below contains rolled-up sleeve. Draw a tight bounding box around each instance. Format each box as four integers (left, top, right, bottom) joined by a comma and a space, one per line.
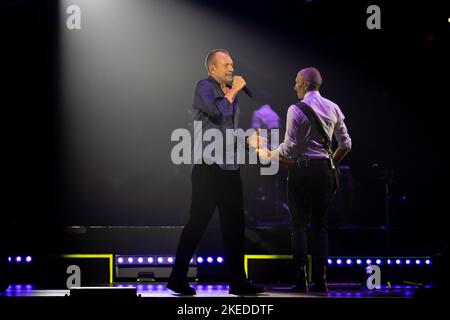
193, 80, 233, 118
334, 107, 352, 150
278, 106, 299, 158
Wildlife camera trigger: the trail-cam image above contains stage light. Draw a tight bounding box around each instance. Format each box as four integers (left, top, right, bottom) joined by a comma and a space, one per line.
138, 257, 143, 264
26, 256, 32, 263
346, 259, 352, 265
217, 257, 224, 263
336, 259, 342, 265
366, 259, 372, 265
197, 257, 204, 264
387, 259, 392, 265
157, 257, 163, 264
8, 256, 12, 263
207, 257, 213, 263
147, 257, 154, 263
396, 259, 402, 265
167, 257, 174, 264
448, 18, 450, 23
405, 259, 411, 265
128, 257, 134, 263
376, 259, 382, 265
425, 259, 431, 265
356, 259, 362, 265
118, 257, 124, 264
16, 256, 22, 263
415, 259, 421, 265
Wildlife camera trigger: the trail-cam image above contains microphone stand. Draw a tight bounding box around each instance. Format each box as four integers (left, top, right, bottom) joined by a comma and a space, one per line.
372, 163, 394, 289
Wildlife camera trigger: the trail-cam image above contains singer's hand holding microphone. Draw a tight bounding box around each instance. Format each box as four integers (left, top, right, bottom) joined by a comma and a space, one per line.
231, 76, 253, 97
231, 75, 246, 91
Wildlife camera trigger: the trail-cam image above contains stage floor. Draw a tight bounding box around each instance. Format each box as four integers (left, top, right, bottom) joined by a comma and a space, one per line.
1, 283, 419, 298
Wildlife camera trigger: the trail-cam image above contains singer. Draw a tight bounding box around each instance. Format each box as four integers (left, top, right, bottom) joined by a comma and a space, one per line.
167, 49, 264, 295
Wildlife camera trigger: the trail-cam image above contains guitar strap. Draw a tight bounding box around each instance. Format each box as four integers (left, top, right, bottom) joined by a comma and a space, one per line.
294, 102, 340, 192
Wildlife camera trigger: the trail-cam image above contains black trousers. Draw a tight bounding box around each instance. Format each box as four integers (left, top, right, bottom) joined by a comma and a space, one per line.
287, 159, 335, 273
170, 164, 246, 284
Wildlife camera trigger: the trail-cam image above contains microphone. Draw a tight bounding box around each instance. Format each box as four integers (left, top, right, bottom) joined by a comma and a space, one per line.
242, 85, 254, 98
227, 78, 254, 98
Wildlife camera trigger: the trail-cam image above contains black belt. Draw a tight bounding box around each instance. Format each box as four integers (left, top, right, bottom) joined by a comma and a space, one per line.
295, 158, 333, 168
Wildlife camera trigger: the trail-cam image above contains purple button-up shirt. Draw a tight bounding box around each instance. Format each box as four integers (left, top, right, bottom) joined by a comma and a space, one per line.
278, 91, 352, 160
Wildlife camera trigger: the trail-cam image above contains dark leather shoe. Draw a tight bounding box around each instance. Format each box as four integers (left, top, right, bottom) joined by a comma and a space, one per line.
311, 260, 328, 293
229, 281, 264, 295
291, 265, 309, 293
167, 278, 196, 295
291, 282, 309, 293
310, 280, 328, 293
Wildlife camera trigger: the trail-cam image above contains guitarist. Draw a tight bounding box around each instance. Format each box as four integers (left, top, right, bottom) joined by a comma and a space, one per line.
256, 67, 352, 292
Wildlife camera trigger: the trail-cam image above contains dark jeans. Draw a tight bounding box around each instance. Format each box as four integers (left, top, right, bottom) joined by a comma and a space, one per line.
287, 159, 335, 273
170, 164, 246, 284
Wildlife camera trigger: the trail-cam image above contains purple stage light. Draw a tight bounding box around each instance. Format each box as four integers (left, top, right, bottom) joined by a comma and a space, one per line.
405, 259, 411, 265
425, 259, 431, 265
217, 257, 224, 263
197, 257, 204, 264
168, 257, 174, 264
8, 256, 12, 263
128, 257, 134, 263
346, 259, 352, 265
396, 259, 402, 265
356, 259, 362, 265
387, 259, 392, 265
118, 257, 124, 264
138, 257, 144, 264
157, 257, 163, 264
336, 259, 342, 265
207, 257, 213, 263
327, 259, 333, 265
376, 259, 382, 265
16, 256, 22, 263
147, 257, 154, 263
415, 259, 421, 265
366, 259, 372, 265
26, 256, 32, 263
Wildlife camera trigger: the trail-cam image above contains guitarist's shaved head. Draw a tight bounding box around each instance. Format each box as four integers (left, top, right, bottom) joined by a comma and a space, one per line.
298, 67, 322, 90
295, 67, 323, 99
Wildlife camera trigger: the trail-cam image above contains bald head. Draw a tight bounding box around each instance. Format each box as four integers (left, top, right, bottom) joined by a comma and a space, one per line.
295, 67, 322, 99
298, 67, 322, 90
